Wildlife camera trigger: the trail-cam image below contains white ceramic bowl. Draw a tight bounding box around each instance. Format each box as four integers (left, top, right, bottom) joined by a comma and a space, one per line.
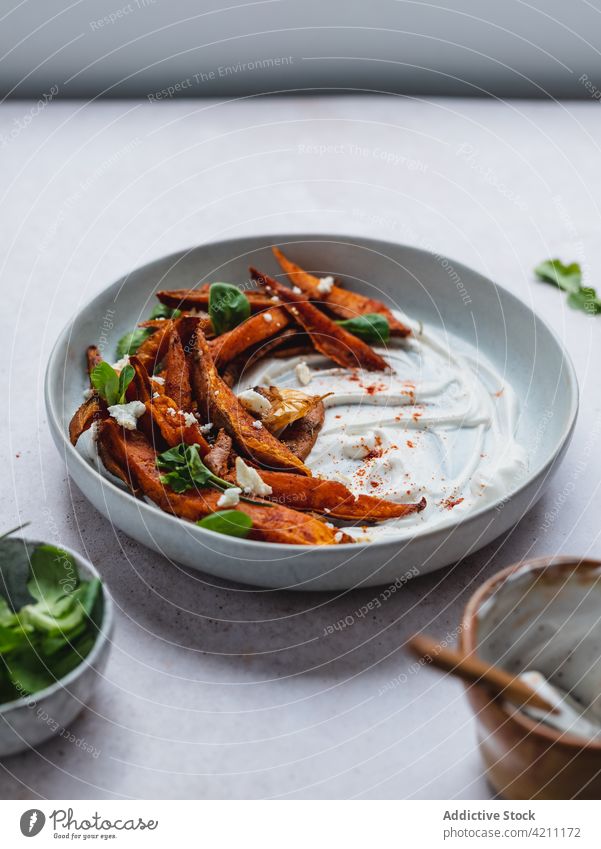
45, 234, 578, 591
0, 544, 113, 757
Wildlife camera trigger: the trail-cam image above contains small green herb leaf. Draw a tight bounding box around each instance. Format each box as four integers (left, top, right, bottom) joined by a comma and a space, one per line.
156, 443, 230, 493
117, 364, 135, 403
0, 536, 37, 612
534, 259, 601, 315
336, 313, 390, 344
116, 327, 154, 359
149, 303, 181, 320
209, 283, 250, 335
90, 361, 134, 405
534, 259, 582, 294
197, 510, 253, 538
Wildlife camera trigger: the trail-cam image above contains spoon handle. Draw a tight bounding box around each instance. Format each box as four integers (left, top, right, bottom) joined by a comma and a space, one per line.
407, 633, 556, 713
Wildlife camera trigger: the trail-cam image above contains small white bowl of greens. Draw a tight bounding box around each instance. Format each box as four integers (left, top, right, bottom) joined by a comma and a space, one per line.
0, 527, 113, 757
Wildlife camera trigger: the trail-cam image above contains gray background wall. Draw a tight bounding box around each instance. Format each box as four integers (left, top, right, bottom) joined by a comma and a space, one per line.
1, 0, 601, 99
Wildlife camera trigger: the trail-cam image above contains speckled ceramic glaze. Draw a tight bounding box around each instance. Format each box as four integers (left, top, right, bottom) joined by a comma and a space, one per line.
45, 234, 578, 590
461, 557, 601, 800
0, 546, 113, 757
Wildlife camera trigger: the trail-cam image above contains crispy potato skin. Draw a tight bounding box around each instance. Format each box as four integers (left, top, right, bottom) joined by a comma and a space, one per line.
250, 268, 389, 372
209, 307, 290, 368
97, 421, 344, 545
272, 246, 412, 337
191, 328, 311, 475
135, 319, 176, 372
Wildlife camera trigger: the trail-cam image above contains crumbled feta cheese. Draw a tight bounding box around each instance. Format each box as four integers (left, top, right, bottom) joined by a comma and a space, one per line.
152, 392, 160, 399
237, 388, 271, 415
334, 532, 343, 543
217, 487, 242, 508
263, 312, 273, 323
252, 420, 263, 429
235, 457, 273, 496
181, 411, 197, 427
292, 286, 302, 295
111, 355, 130, 372
295, 361, 312, 386
317, 275, 335, 294
325, 522, 334, 529
83, 388, 93, 400
199, 422, 213, 434
107, 400, 146, 430
270, 295, 280, 303
151, 375, 165, 385
166, 407, 176, 417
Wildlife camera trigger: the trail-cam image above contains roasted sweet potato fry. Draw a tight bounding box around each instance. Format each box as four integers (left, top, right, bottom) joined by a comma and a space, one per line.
250, 268, 389, 372
135, 319, 176, 372
191, 328, 311, 475
248, 470, 426, 521
97, 421, 346, 545
272, 246, 411, 337
157, 287, 273, 314
164, 329, 193, 411
68, 395, 105, 445
126, 356, 210, 454
221, 328, 300, 387
86, 345, 103, 377
203, 429, 233, 478
209, 307, 291, 368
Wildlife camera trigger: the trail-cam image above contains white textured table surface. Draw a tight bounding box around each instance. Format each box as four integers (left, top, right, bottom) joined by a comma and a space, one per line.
1, 95, 600, 800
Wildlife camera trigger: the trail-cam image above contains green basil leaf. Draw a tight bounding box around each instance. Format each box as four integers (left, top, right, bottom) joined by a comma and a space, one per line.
149, 303, 181, 320
157, 443, 227, 492
117, 363, 135, 404
90, 362, 120, 405
567, 288, 601, 315
197, 510, 253, 538
209, 283, 250, 335
0, 538, 37, 611
534, 259, 582, 294
336, 313, 390, 344
115, 327, 154, 359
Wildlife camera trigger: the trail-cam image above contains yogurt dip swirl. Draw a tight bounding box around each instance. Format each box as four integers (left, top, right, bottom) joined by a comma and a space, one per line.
238, 311, 528, 542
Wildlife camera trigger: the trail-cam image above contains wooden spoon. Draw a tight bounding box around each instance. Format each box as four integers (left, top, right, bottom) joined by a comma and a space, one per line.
407, 633, 557, 713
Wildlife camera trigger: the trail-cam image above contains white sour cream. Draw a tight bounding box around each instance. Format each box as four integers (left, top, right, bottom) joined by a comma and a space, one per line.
238, 310, 528, 542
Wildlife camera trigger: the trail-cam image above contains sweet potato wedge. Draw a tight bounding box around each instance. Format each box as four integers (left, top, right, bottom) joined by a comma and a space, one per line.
164, 329, 193, 411
221, 328, 300, 387
68, 395, 105, 445
157, 287, 273, 314
272, 246, 412, 337
97, 420, 345, 545
209, 306, 291, 368
86, 345, 103, 376
127, 356, 210, 454
203, 429, 233, 478
190, 328, 311, 475
135, 319, 176, 372
250, 268, 389, 372
252, 471, 426, 521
